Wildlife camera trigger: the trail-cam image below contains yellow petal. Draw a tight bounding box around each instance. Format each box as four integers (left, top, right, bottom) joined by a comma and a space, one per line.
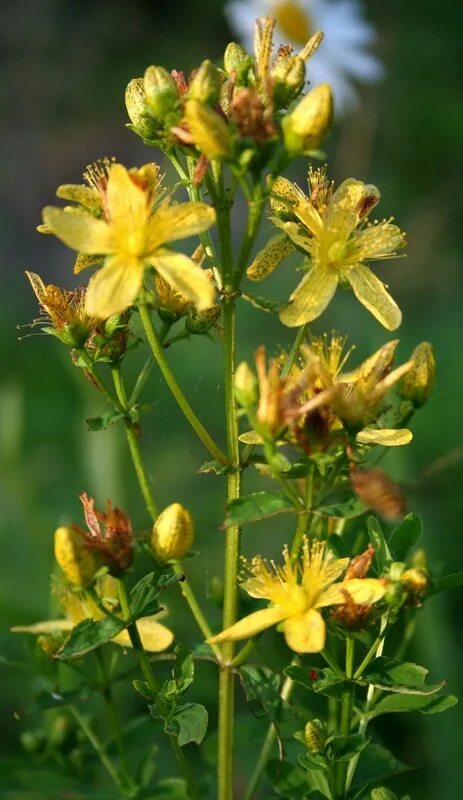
326, 179, 379, 232
283, 609, 326, 653
150, 248, 215, 311
356, 428, 413, 446
342, 578, 386, 604
105, 163, 148, 233
148, 202, 216, 252
247, 234, 295, 281
74, 252, 103, 275
348, 264, 402, 331
207, 606, 286, 644
11, 620, 74, 634
56, 184, 101, 211
354, 222, 405, 260
42, 207, 115, 255
280, 266, 338, 327
114, 617, 174, 653
85, 255, 144, 318
270, 177, 323, 235
269, 217, 313, 254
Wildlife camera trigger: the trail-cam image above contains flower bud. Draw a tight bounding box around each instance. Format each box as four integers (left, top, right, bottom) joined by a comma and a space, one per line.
186, 304, 221, 334
184, 100, 232, 160
402, 568, 428, 596
400, 342, 435, 408
189, 59, 221, 105
54, 526, 99, 587
125, 78, 160, 140
151, 503, 194, 562
304, 719, 326, 753
144, 66, 178, 120
282, 84, 333, 154
224, 42, 253, 82
271, 55, 306, 107
234, 361, 258, 407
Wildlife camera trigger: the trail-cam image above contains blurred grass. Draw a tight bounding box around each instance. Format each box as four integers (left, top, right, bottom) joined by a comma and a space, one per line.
1, 0, 462, 796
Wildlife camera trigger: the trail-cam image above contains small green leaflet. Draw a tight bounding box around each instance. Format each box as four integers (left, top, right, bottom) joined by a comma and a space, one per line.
223, 491, 296, 527
360, 657, 445, 695
367, 692, 457, 719
388, 514, 422, 561
57, 617, 125, 660
164, 702, 208, 746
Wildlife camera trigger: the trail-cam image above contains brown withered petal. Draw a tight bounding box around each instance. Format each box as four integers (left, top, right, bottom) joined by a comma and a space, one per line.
345, 544, 375, 580
330, 589, 373, 630
77, 492, 133, 573
229, 88, 276, 143
350, 467, 406, 521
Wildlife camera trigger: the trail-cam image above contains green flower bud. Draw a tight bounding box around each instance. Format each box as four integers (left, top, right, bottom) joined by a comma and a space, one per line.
144, 66, 178, 120
234, 361, 258, 407
47, 715, 72, 749
125, 78, 161, 140
371, 788, 399, 800
282, 83, 333, 154
151, 503, 194, 562
186, 305, 221, 334
271, 55, 306, 108
400, 342, 435, 408
223, 42, 253, 83
184, 100, 232, 160
54, 526, 98, 588
304, 719, 326, 753
189, 59, 221, 105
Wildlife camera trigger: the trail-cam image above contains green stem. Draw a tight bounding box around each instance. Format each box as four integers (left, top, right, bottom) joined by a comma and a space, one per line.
129, 355, 155, 406
172, 561, 223, 661
346, 616, 388, 790
96, 649, 132, 784
117, 580, 199, 800
69, 705, 130, 795
138, 304, 228, 465
77, 349, 123, 412
218, 298, 241, 800
234, 180, 265, 287
334, 637, 355, 799
242, 671, 295, 800
280, 324, 308, 379
111, 365, 159, 521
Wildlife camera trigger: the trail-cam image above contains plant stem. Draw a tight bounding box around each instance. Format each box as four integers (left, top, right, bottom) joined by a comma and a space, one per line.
69, 705, 130, 795
129, 355, 155, 406
117, 580, 199, 800
218, 298, 241, 800
77, 349, 123, 412
234, 180, 265, 287
280, 324, 308, 379
243, 672, 294, 800
172, 560, 223, 661
346, 616, 388, 790
334, 637, 355, 799
111, 365, 159, 520
96, 649, 132, 785
138, 304, 228, 465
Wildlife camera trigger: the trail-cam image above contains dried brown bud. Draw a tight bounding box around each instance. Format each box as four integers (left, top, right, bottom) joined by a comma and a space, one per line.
350, 467, 406, 521
229, 88, 276, 143
345, 545, 375, 580
75, 492, 134, 575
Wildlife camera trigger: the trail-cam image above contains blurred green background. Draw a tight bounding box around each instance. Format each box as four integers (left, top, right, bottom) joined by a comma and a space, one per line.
1, 0, 462, 797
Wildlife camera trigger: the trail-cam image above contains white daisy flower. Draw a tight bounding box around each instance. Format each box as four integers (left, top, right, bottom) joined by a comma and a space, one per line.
225, 0, 383, 114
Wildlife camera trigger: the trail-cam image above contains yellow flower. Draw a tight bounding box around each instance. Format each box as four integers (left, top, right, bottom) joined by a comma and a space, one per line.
42, 162, 216, 318
11, 578, 173, 654
248, 168, 405, 330
207, 540, 385, 653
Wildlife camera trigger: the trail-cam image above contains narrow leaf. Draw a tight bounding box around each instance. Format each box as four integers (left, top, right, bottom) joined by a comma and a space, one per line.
367, 517, 391, 572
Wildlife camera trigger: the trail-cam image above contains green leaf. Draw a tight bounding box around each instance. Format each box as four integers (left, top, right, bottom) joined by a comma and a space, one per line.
85, 410, 127, 431
133, 679, 156, 700
197, 459, 232, 476
57, 617, 125, 660
303, 793, 331, 800
370, 789, 400, 800
130, 571, 162, 619
367, 691, 458, 719
298, 752, 330, 771
361, 657, 444, 695
163, 643, 194, 699
388, 514, 422, 561
150, 778, 189, 799
315, 496, 366, 520
367, 517, 391, 572
329, 733, 370, 762
429, 571, 463, 595
240, 665, 296, 724
241, 291, 285, 314
164, 702, 208, 746
223, 491, 296, 527
284, 664, 346, 700
350, 743, 408, 790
